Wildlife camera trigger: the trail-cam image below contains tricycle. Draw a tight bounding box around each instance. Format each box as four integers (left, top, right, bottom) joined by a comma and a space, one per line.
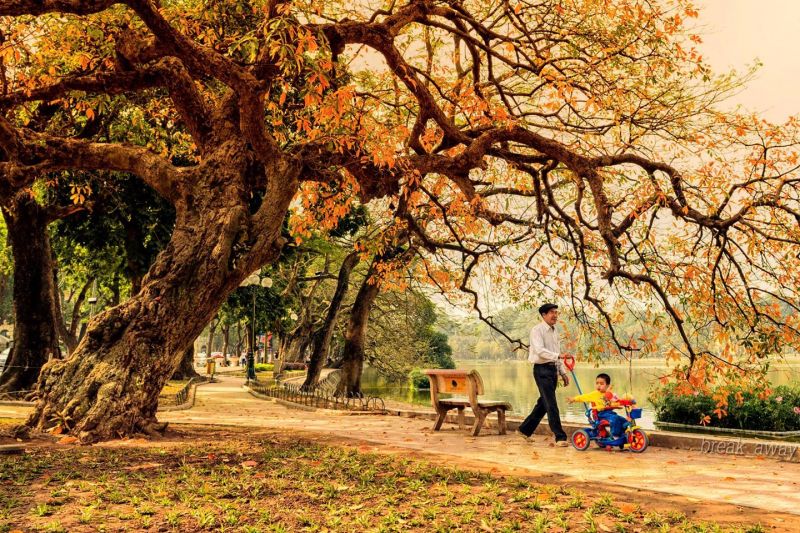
562, 354, 649, 452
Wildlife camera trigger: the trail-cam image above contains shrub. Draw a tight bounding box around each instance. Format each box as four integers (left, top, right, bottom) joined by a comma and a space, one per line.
254, 363, 273, 372
425, 331, 456, 369
409, 368, 431, 390
651, 384, 800, 431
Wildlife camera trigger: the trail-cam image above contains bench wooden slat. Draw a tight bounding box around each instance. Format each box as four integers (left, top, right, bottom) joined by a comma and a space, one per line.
439, 399, 470, 406
476, 400, 512, 408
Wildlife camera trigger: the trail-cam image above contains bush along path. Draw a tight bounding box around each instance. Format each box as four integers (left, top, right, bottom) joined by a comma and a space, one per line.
652, 384, 800, 432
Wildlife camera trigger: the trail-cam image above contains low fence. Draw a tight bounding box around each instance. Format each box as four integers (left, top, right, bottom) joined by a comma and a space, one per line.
0, 389, 34, 403
159, 377, 210, 407
250, 370, 385, 412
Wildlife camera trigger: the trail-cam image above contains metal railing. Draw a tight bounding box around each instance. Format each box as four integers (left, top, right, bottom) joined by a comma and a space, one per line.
249, 372, 385, 412
160, 377, 209, 407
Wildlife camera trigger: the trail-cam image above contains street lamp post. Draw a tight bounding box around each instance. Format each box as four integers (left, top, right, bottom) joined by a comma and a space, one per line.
240, 273, 272, 385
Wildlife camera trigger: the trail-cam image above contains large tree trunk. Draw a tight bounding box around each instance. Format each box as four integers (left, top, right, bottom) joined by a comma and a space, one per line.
233, 319, 244, 363
170, 344, 200, 380
302, 251, 358, 391
0, 273, 11, 324
54, 274, 93, 356
205, 316, 218, 356
27, 160, 296, 442
335, 260, 381, 398
220, 324, 230, 362
0, 195, 61, 393
276, 323, 313, 374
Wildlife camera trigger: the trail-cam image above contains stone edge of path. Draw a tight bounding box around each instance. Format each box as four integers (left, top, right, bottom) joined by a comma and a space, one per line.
240, 385, 800, 463
0, 400, 32, 407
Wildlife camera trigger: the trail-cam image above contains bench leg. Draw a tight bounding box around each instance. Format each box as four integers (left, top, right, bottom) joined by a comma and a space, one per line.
497, 409, 507, 435
433, 408, 449, 431
457, 407, 466, 430
471, 409, 487, 437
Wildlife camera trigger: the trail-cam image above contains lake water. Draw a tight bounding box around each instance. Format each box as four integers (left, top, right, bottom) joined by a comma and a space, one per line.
360, 359, 800, 429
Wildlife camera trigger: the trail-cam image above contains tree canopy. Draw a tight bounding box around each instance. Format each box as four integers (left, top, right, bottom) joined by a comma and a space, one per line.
1, 0, 798, 439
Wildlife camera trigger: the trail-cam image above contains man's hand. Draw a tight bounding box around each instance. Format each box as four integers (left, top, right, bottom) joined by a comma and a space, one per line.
561, 373, 570, 387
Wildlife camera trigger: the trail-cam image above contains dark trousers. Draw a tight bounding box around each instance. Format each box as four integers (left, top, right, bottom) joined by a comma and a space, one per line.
518, 364, 567, 441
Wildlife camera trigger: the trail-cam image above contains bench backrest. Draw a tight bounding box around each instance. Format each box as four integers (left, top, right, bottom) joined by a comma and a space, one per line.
423, 369, 484, 409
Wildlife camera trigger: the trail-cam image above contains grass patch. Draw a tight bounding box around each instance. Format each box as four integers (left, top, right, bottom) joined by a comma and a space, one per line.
0, 431, 769, 532
159, 380, 190, 397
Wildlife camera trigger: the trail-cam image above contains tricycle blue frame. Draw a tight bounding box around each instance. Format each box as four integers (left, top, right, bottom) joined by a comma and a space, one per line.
562, 354, 649, 453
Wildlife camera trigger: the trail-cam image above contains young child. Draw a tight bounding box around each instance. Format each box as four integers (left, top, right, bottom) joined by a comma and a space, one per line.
567, 373, 628, 439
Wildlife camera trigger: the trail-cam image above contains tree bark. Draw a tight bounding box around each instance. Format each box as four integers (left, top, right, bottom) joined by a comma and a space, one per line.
335, 259, 381, 398
205, 316, 218, 357
233, 319, 243, 362
0, 274, 11, 324
27, 158, 296, 441
220, 323, 230, 362
277, 322, 313, 372
0, 195, 61, 393
170, 344, 199, 380
302, 251, 359, 391
54, 274, 93, 356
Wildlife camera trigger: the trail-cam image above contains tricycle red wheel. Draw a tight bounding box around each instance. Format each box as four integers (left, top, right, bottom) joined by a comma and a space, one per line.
571, 429, 591, 451
628, 428, 648, 453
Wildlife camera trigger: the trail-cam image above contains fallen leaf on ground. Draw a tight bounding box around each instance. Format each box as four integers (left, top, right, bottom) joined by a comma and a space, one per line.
241, 460, 258, 468
57, 436, 79, 445
619, 502, 636, 514
124, 462, 163, 471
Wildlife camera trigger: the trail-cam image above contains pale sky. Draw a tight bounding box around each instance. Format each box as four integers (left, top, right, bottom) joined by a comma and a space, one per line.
696, 1, 800, 123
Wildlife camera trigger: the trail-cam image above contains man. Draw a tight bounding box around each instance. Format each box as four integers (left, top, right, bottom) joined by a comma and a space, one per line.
518, 303, 570, 446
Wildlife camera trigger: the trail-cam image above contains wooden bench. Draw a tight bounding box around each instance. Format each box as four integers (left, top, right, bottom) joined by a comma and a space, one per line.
424, 369, 512, 436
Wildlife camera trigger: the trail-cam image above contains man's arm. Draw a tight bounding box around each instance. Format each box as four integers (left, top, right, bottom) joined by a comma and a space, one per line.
556, 355, 568, 377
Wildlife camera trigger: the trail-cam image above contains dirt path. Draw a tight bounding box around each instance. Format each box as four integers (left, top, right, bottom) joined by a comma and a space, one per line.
155, 375, 800, 529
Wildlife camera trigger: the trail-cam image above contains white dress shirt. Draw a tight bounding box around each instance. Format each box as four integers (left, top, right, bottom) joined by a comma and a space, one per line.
528, 321, 567, 376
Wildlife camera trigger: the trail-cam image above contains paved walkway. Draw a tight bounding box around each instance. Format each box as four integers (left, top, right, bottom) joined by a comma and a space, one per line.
3, 375, 800, 528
